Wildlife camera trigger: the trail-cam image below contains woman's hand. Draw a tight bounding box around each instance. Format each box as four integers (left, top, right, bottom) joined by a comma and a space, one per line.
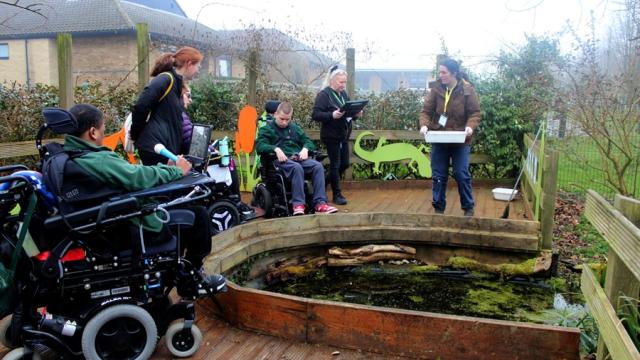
465, 127, 473, 136
332, 109, 345, 119
419, 126, 429, 135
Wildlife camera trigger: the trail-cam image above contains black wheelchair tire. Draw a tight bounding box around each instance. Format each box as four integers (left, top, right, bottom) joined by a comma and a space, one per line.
165, 321, 202, 358
253, 184, 273, 218
207, 201, 240, 235
81, 304, 157, 360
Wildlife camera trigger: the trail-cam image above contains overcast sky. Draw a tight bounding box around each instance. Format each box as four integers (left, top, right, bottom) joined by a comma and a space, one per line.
177, 0, 618, 71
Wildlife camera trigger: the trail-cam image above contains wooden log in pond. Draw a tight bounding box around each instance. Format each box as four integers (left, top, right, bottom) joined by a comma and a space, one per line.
327, 251, 416, 267
328, 244, 416, 257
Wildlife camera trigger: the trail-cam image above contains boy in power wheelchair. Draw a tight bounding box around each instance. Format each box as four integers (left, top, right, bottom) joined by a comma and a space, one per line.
254, 102, 337, 217
0, 104, 226, 359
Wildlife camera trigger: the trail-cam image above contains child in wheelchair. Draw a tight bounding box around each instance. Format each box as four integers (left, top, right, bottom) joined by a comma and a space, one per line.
0, 104, 229, 359
253, 101, 337, 217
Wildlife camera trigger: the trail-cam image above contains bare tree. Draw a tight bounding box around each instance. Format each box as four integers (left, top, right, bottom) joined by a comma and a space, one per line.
0, 0, 50, 29
559, 2, 640, 196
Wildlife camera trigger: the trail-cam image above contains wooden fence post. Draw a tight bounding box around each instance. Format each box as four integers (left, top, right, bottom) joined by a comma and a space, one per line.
136, 23, 150, 93
56, 33, 73, 109
540, 149, 558, 249
596, 194, 640, 359
246, 48, 258, 108
346, 48, 355, 96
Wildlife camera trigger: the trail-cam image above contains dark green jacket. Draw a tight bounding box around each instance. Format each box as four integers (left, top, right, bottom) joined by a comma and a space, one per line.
255, 122, 315, 157
64, 135, 183, 231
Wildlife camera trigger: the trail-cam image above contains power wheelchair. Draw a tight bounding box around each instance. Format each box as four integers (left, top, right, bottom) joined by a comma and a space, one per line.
0, 110, 230, 359
0, 165, 222, 360
251, 151, 327, 218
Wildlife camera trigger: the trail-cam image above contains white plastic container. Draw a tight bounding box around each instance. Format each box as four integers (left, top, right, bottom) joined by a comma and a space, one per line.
424, 131, 466, 143
492, 188, 518, 201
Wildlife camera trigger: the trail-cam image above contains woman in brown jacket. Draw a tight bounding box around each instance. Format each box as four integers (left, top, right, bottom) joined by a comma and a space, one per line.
419, 58, 480, 216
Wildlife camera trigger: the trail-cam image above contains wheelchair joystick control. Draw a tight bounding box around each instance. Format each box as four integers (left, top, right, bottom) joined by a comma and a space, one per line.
154, 143, 178, 162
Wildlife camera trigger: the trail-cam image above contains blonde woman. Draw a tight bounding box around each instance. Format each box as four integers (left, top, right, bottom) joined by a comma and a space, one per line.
312, 66, 359, 205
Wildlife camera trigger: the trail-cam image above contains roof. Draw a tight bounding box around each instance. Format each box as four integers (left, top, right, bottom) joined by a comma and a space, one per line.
125, 0, 186, 17
0, 0, 217, 44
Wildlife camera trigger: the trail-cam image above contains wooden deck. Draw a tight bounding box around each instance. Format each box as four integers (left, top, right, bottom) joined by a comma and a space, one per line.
151, 180, 533, 360
1, 181, 534, 359
243, 179, 531, 221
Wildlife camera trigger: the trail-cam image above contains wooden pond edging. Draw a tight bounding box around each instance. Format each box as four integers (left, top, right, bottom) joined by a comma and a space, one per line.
203, 213, 580, 359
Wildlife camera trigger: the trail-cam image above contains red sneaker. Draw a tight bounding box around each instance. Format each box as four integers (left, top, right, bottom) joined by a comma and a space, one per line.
292, 204, 305, 216
315, 203, 338, 214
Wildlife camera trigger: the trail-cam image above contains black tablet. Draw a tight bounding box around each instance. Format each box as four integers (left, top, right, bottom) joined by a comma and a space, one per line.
340, 100, 368, 117
188, 124, 212, 160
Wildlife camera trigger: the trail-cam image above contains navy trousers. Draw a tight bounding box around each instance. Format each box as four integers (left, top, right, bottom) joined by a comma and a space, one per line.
275, 158, 327, 207
430, 144, 474, 211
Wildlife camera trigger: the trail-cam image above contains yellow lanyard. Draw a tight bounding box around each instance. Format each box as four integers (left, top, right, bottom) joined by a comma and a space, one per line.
444, 87, 453, 114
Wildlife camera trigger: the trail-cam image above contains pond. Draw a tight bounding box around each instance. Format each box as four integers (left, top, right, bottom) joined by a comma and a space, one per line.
231, 251, 581, 324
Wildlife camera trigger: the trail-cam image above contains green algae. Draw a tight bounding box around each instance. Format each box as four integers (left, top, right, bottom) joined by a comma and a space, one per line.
261, 264, 559, 323
448, 256, 538, 277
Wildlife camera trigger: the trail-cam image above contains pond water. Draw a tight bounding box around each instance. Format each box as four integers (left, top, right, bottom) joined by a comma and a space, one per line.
248, 263, 572, 323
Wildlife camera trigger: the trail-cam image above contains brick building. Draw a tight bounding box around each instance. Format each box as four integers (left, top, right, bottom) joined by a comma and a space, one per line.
0, 0, 330, 87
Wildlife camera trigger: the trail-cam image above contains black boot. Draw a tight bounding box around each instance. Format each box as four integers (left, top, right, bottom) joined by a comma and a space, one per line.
333, 193, 347, 205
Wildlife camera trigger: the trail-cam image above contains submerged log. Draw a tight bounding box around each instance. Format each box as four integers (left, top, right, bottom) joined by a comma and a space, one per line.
448, 251, 553, 278
329, 244, 416, 258
265, 256, 327, 284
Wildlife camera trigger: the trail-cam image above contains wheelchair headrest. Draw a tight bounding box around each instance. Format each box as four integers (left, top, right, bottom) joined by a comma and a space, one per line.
42, 108, 78, 135
264, 100, 281, 115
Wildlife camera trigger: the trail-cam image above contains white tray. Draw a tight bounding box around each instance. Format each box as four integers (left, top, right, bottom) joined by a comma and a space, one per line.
424, 131, 466, 143
492, 188, 518, 201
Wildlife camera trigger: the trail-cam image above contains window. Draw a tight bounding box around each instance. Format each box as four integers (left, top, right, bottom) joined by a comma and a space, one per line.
0, 44, 8, 60
218, 58, 230, 77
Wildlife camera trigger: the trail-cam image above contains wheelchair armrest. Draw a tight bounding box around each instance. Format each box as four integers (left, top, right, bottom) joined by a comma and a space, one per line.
0, 165, 28, 174
44, 197, 139, 231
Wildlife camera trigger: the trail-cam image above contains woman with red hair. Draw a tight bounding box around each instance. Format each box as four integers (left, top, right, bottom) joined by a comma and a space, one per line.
130, 46, 203, 165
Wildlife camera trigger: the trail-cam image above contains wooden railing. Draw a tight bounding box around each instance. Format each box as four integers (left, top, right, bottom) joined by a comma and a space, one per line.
213, 129, 491, 178
0, 131, 491, 166
521, 129, 559, 250
582, 191, 640, 359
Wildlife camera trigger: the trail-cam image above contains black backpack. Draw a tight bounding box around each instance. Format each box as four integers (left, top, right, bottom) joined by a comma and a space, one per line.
41, 142, 122, 214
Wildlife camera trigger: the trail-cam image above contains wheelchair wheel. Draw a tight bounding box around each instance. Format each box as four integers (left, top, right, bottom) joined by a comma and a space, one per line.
253, 184, 272, 218
0, 315, 16, 349
164, 321, 202, 358
208, 200, 240, 235
81, 304, 157, 360
2, 347, 41, 360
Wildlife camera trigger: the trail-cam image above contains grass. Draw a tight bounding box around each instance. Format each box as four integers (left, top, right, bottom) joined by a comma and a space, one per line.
550, 135, 640, 199
574, 214, 608, 260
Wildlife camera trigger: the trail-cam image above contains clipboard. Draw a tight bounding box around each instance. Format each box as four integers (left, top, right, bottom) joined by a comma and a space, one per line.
340, 100, 368, 118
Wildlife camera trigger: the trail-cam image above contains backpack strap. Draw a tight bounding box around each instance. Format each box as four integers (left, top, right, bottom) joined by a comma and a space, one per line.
158, 72, 174, 102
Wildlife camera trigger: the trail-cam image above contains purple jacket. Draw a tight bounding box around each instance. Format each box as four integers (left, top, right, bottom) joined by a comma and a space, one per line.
181, 111, 194, 153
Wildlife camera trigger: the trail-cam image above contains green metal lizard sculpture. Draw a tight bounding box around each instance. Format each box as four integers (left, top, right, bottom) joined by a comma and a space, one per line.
354, 131, 432, 178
